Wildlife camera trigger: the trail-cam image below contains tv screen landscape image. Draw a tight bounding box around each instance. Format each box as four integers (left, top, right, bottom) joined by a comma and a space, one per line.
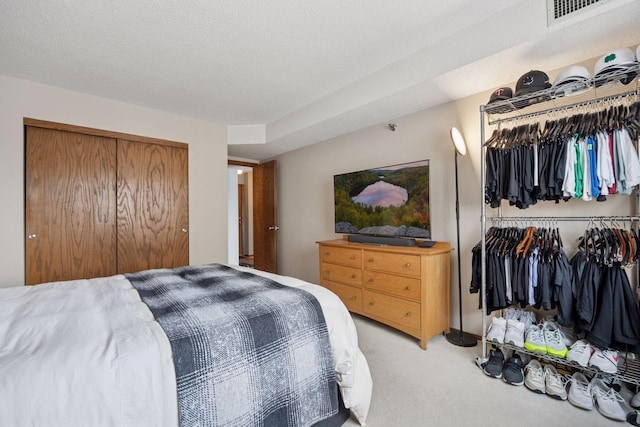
334, 159, 430, 239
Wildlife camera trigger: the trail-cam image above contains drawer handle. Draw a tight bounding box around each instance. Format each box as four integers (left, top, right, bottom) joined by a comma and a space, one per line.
405, 263, 411, 268
368, 258, 374, 262
404, 286, 411, 291
351, 274, 356, 279
369, 301, 374, 306
350, 296, 357, 301
405, 312, 412, 317
350, 255, 356, 259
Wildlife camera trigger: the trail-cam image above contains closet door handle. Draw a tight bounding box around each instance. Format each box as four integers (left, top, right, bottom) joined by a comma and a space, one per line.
181, 228, 188, 233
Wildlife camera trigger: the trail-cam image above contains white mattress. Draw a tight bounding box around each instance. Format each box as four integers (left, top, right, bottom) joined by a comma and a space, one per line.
0, 265, 371, 426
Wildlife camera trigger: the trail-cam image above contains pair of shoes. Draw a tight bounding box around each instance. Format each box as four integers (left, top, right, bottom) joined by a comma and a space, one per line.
567, 372, 594, 410
486, 317, 507, 344
483, 348, 504, 378
591, 377, 627, 421
503, 353, 525, 386
524, 359, 567, 399
488, 308, 535, 347
544, 364, 568, 400
567, 340, 619, 373
588, 349, 619, 374
524, 322, 568, 358
566, 339, 595, 367
505, 307, 537, 329
503, 308, 534, 347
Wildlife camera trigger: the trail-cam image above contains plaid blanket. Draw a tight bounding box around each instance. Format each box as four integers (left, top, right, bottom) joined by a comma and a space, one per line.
127, 264, 338, 427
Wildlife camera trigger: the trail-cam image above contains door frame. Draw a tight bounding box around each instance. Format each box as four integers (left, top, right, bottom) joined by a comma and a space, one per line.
228, 159, 278, 272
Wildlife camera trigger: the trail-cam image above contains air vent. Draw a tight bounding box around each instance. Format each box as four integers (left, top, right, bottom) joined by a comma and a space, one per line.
547, 0, 602, 23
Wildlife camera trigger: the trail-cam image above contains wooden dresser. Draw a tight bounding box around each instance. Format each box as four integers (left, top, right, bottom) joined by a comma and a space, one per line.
317, 239, 452, 350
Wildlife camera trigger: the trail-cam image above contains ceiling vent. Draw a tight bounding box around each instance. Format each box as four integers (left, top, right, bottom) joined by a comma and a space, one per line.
547, 0, 602, 24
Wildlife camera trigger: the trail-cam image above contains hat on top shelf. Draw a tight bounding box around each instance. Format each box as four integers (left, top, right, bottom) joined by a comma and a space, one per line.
488, 87, 513, 104
514, 70, 551, 108
593, 47, 638, 86
551, 65, 591, 98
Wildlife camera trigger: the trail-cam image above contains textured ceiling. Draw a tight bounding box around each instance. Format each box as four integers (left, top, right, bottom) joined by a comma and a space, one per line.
1, 0, 639, 161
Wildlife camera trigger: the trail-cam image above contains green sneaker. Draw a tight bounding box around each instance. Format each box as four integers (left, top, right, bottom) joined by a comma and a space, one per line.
524, 325, 546, 354
543, 321, 568, 358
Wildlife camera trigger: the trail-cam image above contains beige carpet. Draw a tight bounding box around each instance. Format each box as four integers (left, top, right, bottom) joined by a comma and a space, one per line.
342, 315, 627, 427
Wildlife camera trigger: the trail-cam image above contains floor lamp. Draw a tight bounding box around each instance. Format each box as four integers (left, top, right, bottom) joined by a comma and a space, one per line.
445, 127, 477, 347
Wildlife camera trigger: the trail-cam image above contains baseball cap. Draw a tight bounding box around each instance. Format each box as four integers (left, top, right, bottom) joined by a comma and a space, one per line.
514, 70, 551, 108
593, 47, 638, 86
488, 87, 513, 104
515, 70, 551, 97
551, 65, 591, 98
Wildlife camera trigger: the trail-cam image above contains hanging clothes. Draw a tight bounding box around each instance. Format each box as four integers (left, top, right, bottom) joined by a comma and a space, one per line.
485, 102, 640, 209
571, 224, 640, 350
470, 225, 569, 315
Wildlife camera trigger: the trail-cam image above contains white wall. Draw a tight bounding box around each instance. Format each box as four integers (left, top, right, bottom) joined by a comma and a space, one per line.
273, 60, 635, 336
0, 75, 229, 288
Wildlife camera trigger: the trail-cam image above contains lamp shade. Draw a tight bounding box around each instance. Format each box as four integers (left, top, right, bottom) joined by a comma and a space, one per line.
450, 127, 467, 156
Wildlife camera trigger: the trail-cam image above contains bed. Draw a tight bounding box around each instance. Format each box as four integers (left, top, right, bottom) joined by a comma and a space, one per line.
0, 263, 372, 427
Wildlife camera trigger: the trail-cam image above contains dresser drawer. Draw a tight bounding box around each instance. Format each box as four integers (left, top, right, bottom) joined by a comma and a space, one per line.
322, 280, 363, 313
320, 262, 362, 287
363, 270, 421, 301
363, 289, 421, 330
364, 251, 421, 277
320, 246, 362, 268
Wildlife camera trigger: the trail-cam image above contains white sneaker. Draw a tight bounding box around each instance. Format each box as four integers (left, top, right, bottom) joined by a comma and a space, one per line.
504, 319, 525, 347
567, 372, 594, 410
504, 307, 521, 321
524, 359, 545, 394
544, 364, 567, 400
486, 317, 507, 344
519, 310, 537, 330
566, 339, 594, 367
589, 349, 619, 374
591, 377, 627, 421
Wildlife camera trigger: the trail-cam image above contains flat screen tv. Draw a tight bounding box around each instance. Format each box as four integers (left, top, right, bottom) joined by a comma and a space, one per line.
334, 159, 430, 244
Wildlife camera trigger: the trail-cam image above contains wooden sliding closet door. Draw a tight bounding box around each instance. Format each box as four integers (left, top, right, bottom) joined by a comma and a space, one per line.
116, 139, 189, 274
25, 127, 117, 285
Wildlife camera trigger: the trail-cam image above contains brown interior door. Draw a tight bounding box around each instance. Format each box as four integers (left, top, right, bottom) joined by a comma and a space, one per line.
25, 127, 117, 285
238, 183, 245, 256
253, 160, 277, 273
117, 139, 189, 274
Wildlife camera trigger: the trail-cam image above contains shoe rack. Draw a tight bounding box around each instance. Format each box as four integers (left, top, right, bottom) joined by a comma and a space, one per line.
478, 65, 640, 386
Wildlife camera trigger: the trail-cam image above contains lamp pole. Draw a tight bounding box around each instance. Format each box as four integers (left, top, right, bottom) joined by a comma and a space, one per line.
446, 128, 477, 347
